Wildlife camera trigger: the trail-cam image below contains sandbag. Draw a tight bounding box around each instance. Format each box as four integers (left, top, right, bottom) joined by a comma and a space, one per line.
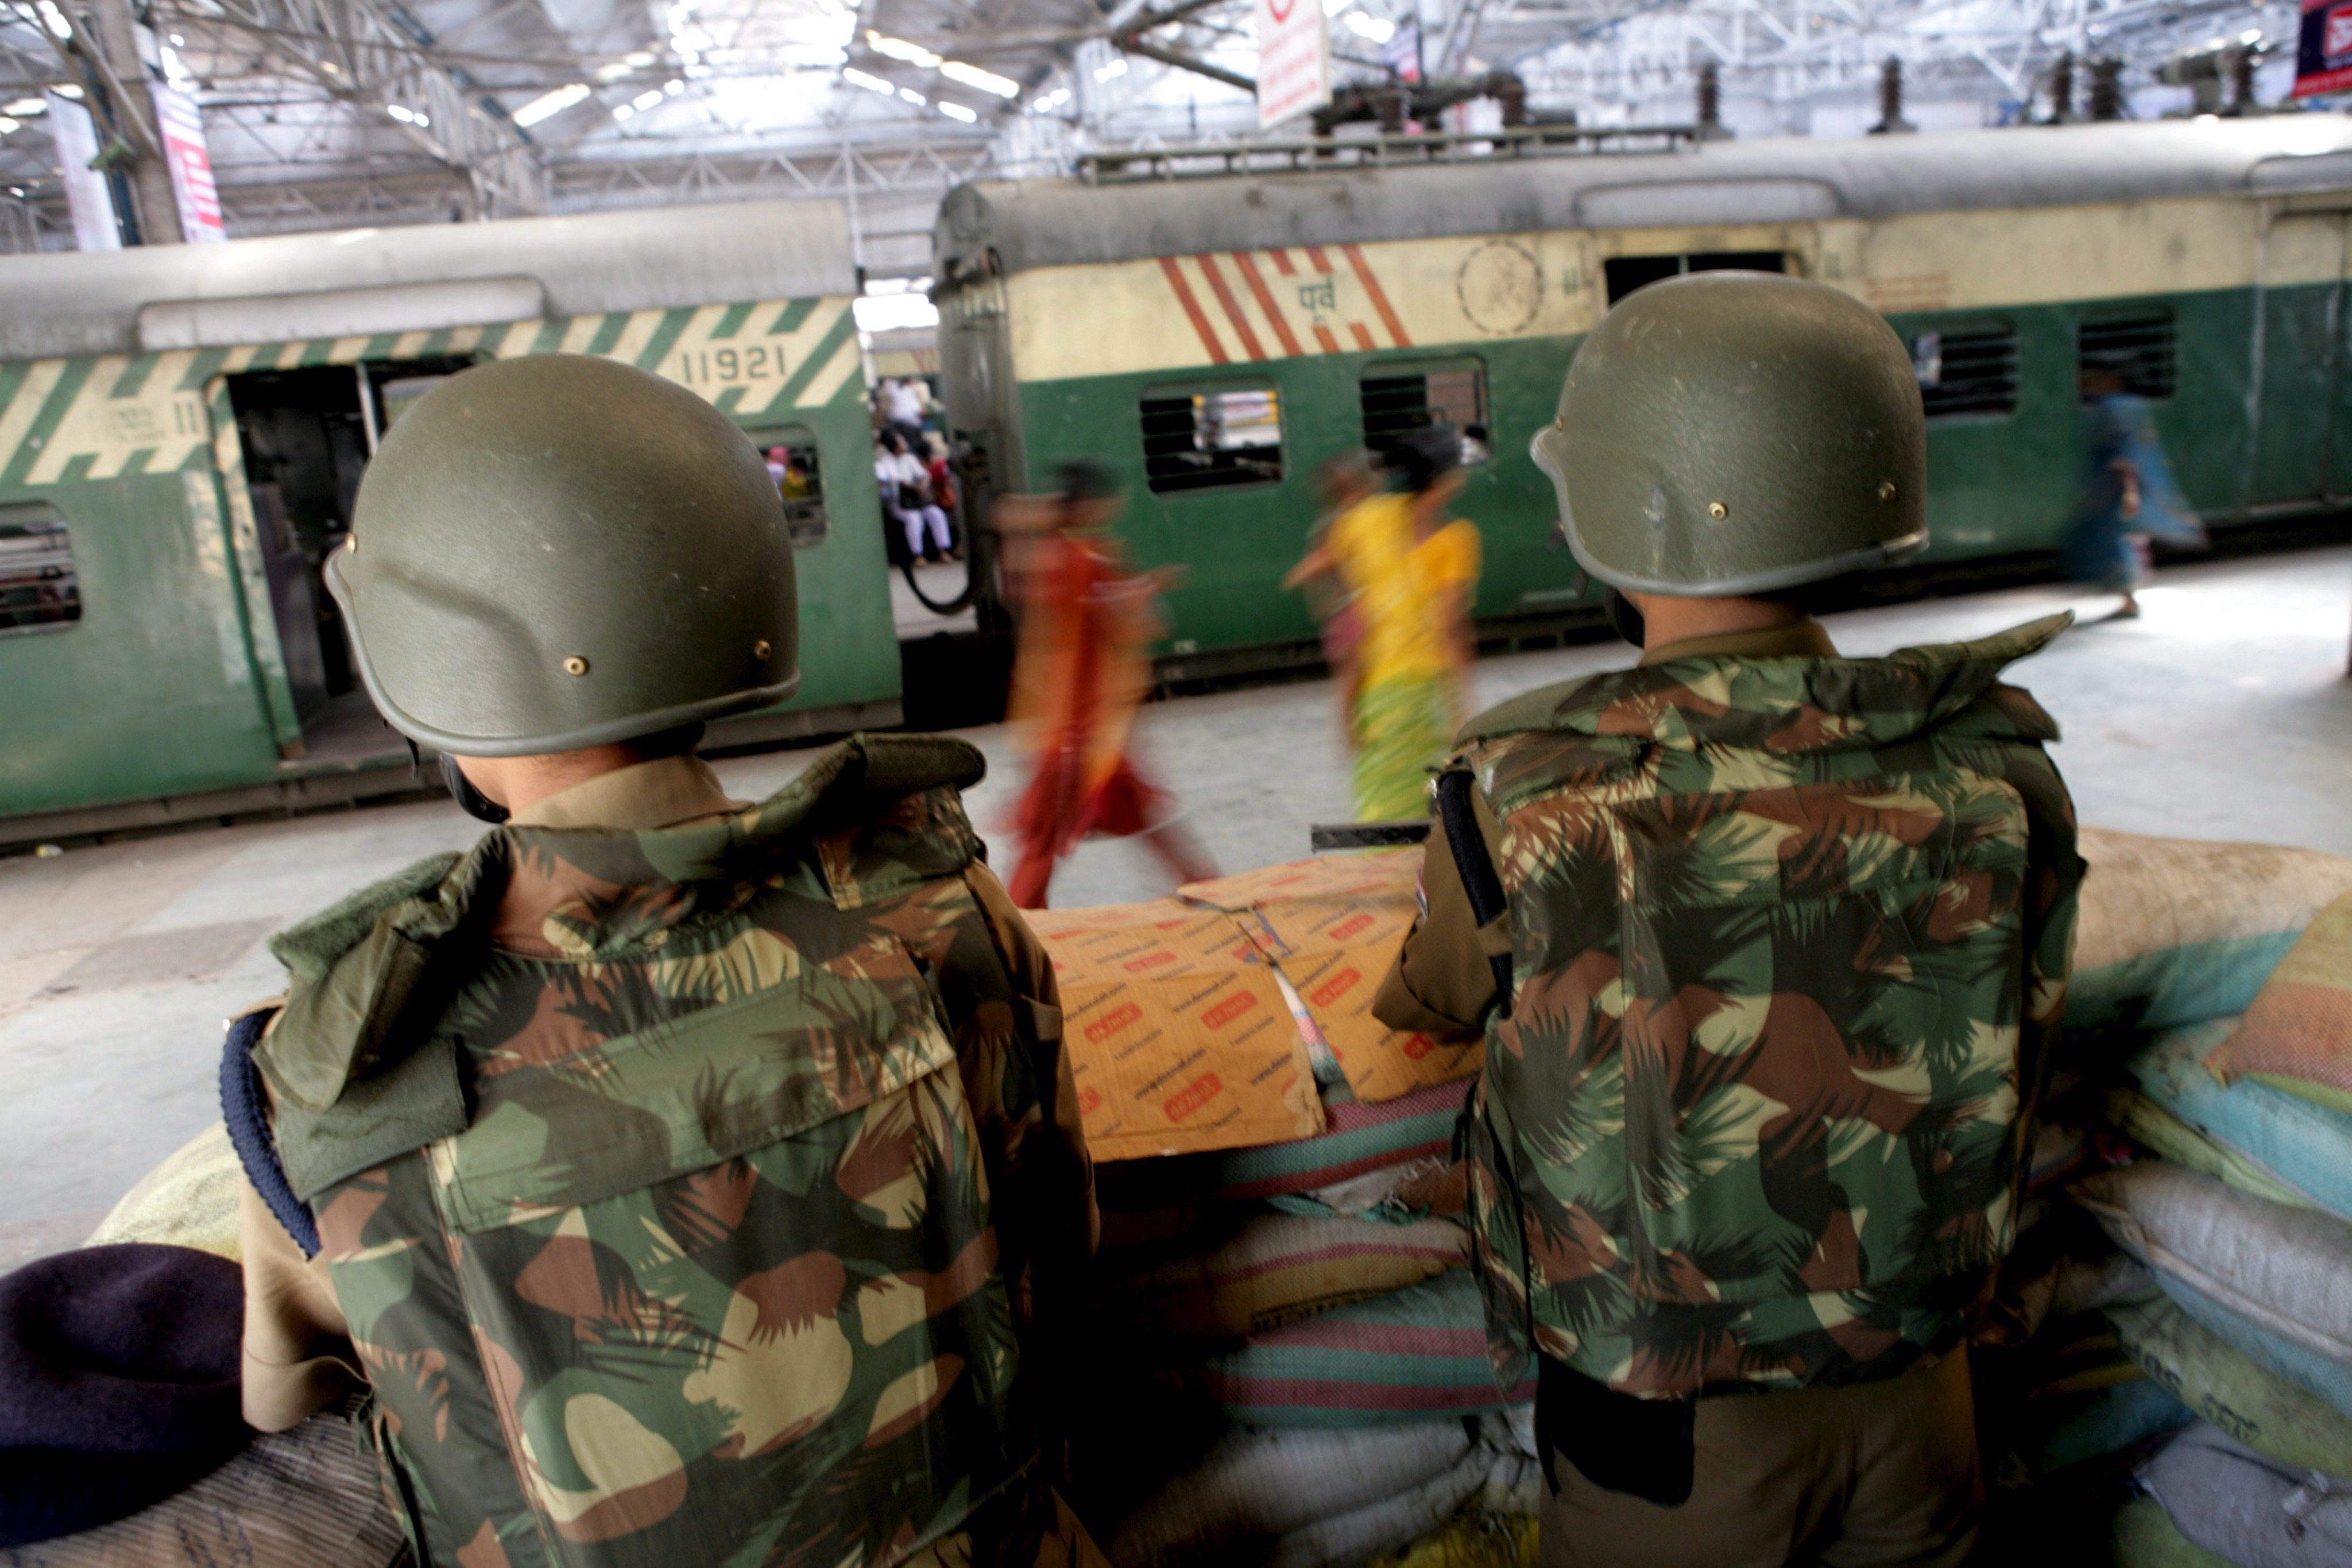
2113, 1493, 2237, 1568
1274, 1441, 1508, 1568
1100, 1079, 1467, 1209
2210, 891, 2352, 1117
2069, 829, 2352, 1036
2110, 1295, 2352, 1479
1109, 1420, 1476, 1565
0, 1407, 404, 1568
2127, 1021, 2352, 1224
2140, 1422, 2352, 1568
2078, 1162, 2352, 1420
1103, 1212, 1468, 1342
1197, 1271, 1529, 1428
83, 1125, 242, 1261
2112, 1081, 2326, 1217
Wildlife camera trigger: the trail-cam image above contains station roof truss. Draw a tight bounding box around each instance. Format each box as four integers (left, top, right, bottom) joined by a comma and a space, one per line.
0, 0, 2322, 255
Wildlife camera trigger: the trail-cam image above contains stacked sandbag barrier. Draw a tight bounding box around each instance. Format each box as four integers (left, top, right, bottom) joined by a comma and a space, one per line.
1972, 830, 2352, 1567
1075, 1078, 1537, 1568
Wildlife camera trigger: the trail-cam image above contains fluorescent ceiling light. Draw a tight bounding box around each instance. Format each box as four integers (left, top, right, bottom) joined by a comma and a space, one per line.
938, 99, 976, 120
52, 83, 82, 98
386, 103, 428, 125
613, 102, 635, 118
663, 77, 684, 94
867, 31, 941, 67
0, 118, 17, 135
510, 82, 589, 125
631, 88, 664, 110
34, 1, 68, 38
1031, 86, 1070, 111
842, 67, 893, 94
899, 86, 926, 104
1344, 12, 1396, 41
595, 61, 632, 80
940, 60, 1018, 97
3, 98, 46, 115
1093, 56, 1127, 80
625, 49, 656, 65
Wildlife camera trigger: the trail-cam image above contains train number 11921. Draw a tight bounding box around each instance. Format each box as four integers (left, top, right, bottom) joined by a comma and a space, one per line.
675, 347, 784, 384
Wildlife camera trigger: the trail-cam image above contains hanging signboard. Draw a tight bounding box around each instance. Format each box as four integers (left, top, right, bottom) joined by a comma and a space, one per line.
149, 83, 226, 242
44, 91, 121, 251
2295, 0, 2352, 95
1254, 0, 1331, 130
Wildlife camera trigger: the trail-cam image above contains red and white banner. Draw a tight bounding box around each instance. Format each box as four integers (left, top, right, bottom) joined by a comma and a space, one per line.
148, 83, 226, 242
1254, 0, 1330, 130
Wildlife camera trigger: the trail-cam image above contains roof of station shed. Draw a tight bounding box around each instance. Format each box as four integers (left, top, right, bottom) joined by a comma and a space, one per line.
938, 117, 2352, 280
0, 200, 854, 363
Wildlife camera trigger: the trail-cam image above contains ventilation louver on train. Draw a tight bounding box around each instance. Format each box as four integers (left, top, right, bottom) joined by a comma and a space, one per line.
2080, 312, 2178, 402
1912, 324, 2020, 419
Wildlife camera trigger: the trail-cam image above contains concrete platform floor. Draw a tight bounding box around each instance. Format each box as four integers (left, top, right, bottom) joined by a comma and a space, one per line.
1, 545, 2345, 1240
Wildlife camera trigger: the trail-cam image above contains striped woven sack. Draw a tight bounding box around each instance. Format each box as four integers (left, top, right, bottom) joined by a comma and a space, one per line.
1099, 1078, 1467, 1210
2205, 891, 2352, 1119
2068, 829, 2352, 1042
2125, 1020, 2352, 1225
1102, 1213, 1469, 1343
1192, 1270, 1531, 1427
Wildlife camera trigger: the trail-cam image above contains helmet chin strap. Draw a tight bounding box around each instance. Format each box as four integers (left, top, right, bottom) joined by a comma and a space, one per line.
440, 754, 511, 824
1603, 587, 1647, 651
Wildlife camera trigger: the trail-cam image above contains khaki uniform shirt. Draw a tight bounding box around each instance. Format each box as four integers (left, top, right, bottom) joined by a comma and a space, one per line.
1372, 621, 1839, 1036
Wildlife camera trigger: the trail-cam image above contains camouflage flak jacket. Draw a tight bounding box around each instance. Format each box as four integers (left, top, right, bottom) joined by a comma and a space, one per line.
1453, 615, 2085, 1401
253, 737, 1093, 1568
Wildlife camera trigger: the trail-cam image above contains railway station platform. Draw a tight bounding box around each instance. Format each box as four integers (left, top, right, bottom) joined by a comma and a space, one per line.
0, 541, 2345, 1261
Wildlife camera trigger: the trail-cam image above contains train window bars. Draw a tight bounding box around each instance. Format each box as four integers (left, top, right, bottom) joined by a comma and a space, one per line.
2079, 311, 2178, 403
0, 504, 81, 634
749, 425, 829, 548
1912, 324, 2020, 420
1360, 358, 1493, 466
1602, 250, 1788, 306
1140, 384, 1285, 494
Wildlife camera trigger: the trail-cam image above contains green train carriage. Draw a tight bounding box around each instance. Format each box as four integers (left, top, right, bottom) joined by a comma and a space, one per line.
933, 115, 2352, 676
0, 199, 901, 843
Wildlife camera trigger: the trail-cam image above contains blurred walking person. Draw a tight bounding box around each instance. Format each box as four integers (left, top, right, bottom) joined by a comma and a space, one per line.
1289, 427, 1481, 822
1003, 462, 1216, 908
1284, 453, 1383, 735
2070, 361, 2204, 620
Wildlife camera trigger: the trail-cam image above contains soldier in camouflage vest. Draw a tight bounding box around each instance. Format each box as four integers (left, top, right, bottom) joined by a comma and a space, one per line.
1374, 274, 2086, 1567
226, 355, 1102, 1568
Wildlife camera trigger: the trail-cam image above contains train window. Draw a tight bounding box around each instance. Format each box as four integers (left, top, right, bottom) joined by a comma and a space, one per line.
1360, 359, 1492, 465
1140, 384, 1284, 494
1604, 251, 1786, 305
1912, 325, 2020, 419
749, 426, 828, 548
0, 504, 81, 634
2079, 312, 2177, 402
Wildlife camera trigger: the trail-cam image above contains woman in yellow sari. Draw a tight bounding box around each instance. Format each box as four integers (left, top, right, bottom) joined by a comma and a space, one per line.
1287, 428, 1481, 822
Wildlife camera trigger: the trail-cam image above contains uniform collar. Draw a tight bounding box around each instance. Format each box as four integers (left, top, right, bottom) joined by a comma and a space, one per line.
1637, 620, 1837, 667
505, 754, 742, 831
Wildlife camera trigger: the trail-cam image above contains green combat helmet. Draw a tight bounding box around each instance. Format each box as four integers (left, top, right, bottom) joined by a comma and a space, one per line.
1531, 271, 1928, 597
326, 353, 798, 757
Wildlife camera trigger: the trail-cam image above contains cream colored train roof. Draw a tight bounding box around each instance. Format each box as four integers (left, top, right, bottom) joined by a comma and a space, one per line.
937, 117, 2352, 282
0, 198, 854, 363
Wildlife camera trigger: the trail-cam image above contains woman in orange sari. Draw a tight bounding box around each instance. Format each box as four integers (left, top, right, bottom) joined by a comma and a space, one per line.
1003, 462, 1217, 908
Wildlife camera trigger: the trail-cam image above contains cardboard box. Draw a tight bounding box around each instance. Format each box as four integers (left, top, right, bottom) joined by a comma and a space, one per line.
1027, 900, 1325, 1161
1030, 850, 1486, 1164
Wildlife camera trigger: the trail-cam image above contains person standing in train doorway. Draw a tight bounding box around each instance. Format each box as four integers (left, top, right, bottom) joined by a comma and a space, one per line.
222, 355, 1105, 1568
1372, 273, 2086, 1568
1287, 425, 1483, 822
2069, 358, 2206, 620
1001, 461, 1217, 908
